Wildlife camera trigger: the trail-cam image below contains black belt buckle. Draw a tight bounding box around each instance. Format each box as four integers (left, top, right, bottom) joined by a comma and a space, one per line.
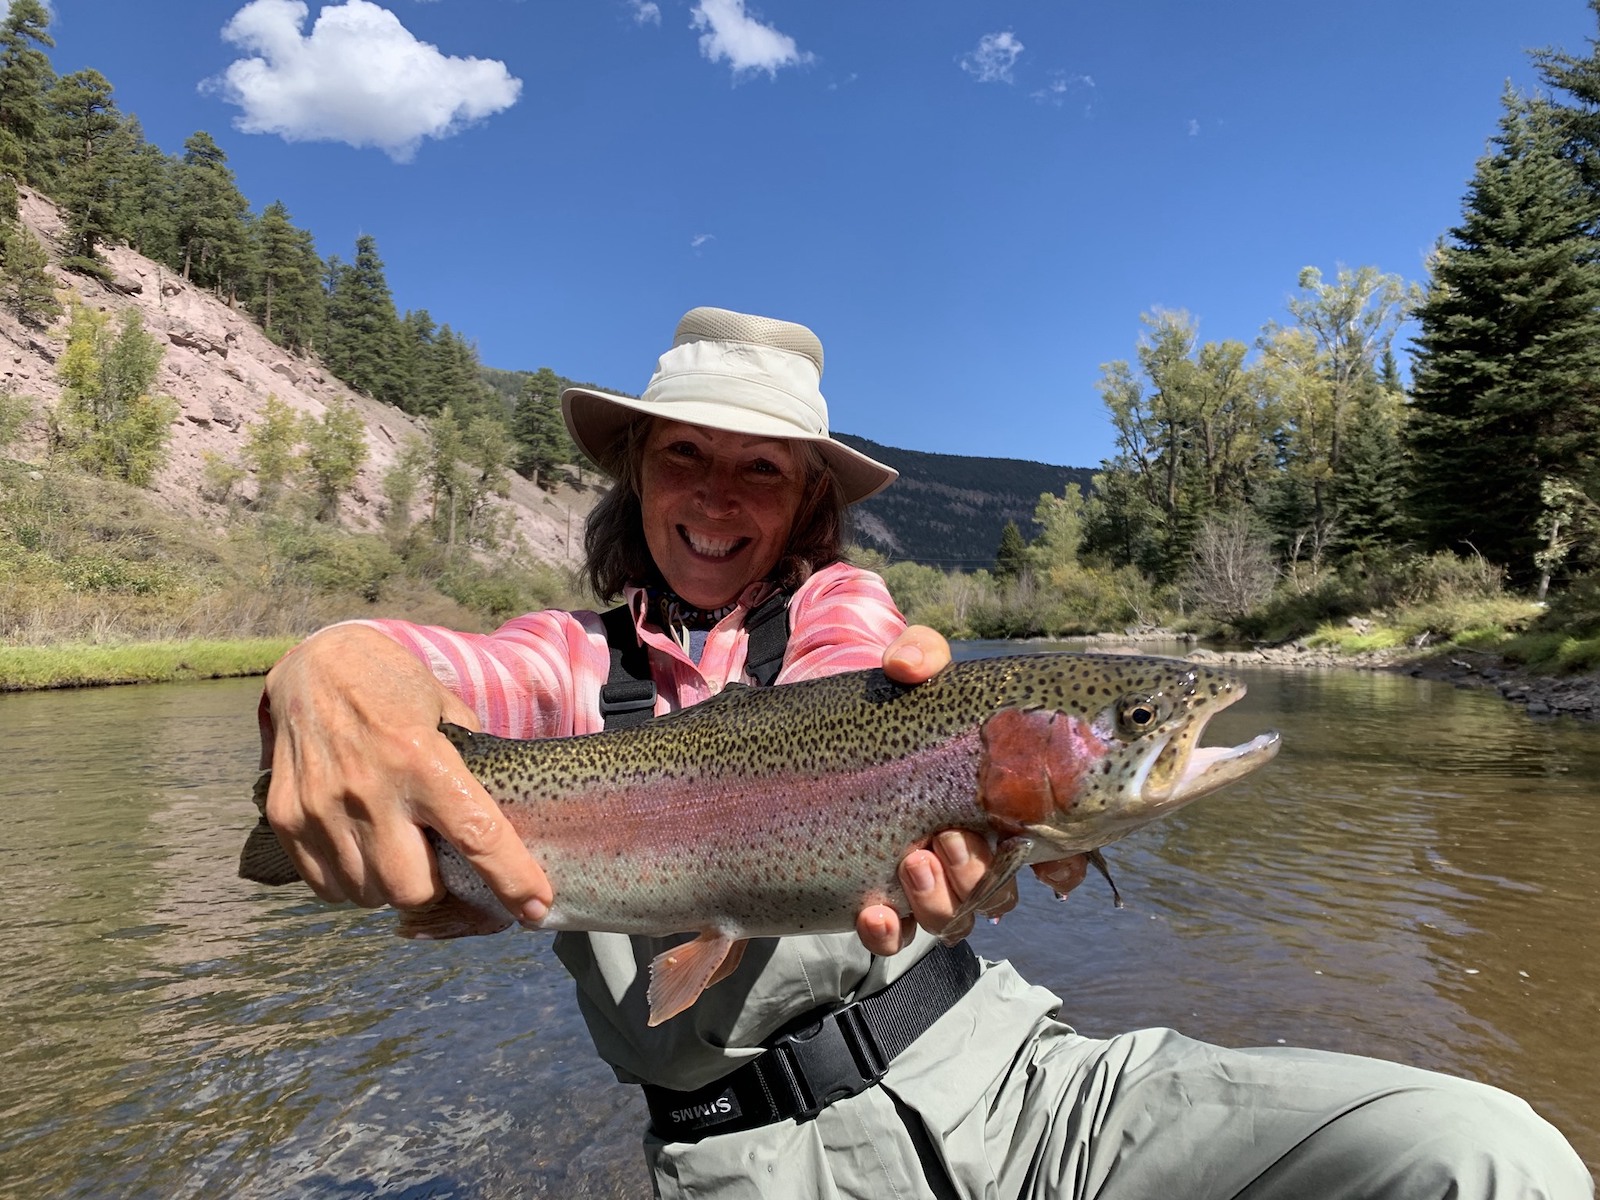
771, 1006, 886, 1119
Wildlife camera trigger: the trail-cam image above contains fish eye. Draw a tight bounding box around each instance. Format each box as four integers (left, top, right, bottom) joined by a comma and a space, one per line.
1116, 693, 1166, 736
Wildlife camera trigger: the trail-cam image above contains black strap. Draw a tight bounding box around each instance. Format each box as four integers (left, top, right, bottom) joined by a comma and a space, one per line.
741, 589, 791, 688
597, 589, 792, 730
598, 603, 656, 730
642, 939, 981, 1142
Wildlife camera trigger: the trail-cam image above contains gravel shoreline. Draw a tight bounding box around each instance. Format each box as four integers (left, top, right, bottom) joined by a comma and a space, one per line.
1053, 628, 1598, 720
1183, 642, 1600, 720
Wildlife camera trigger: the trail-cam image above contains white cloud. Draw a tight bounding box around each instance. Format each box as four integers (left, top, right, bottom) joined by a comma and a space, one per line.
1032, 71, 1094, 110
691, 232, 714, 250
206, 0, 522, 162
628, 0, 661, 25
960, 31, 1023, 84
1187, 118, 1200, 137
690, 0, 811, 78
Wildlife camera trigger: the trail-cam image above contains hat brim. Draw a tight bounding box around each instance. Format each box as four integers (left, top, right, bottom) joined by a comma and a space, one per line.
561, 387, 897, 505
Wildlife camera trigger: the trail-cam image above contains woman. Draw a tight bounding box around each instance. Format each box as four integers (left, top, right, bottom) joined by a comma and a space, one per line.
260, 308, 1589, 1198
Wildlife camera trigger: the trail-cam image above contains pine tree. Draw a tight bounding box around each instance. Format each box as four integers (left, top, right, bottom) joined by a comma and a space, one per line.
1330, 367, 1409, 553
46, 69, 125, 268
0, 217, 60, 324
175, 131, 251, 300
113, 119, 179, 265
510, 366, 571, 486
252, 200, 305, 339
0, 0, 54, 205
1406, 93, 1600, 580
993, 520, 1029, 580
323, 235, 405, 404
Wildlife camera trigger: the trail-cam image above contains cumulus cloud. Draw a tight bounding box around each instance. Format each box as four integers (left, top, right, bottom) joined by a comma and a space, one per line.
206, 0, 522, 162
960, 31, 1023, 84
628, 0, 660, 25
690, 0, 811, 77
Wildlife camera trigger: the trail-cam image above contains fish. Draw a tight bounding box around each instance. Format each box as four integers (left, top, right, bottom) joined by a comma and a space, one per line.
241, 652, 1280, 1025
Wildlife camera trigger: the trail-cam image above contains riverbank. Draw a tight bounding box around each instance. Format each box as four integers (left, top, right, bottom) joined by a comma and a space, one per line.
1185, 641, 1600, 720
0, 638, 296, 691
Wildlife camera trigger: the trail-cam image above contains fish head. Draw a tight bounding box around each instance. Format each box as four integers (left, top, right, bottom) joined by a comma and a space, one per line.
978, 654, 1280, 854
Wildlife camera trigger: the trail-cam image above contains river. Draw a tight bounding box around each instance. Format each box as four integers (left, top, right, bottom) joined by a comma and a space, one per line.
0, 648, 1596, 1196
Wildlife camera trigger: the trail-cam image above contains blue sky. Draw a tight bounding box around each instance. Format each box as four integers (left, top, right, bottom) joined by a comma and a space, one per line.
36, 0, 1600, 468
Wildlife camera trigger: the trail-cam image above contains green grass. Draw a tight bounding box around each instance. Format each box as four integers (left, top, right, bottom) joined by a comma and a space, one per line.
0, 637, 297, 690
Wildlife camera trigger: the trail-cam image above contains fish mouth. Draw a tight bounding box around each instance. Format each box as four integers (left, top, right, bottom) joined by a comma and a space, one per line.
1138, 683, 1280, 808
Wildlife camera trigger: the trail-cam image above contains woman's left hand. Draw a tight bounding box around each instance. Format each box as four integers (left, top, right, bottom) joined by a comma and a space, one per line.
852, 626, 1090, 955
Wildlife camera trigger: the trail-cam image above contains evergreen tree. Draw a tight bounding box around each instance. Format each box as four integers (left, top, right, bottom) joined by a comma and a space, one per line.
1330, 369, 1410, 553
113, 119, 179, 265
175, 131, 251, 300
323, 235, 405, 404
993, 520, 1029, 580
510, 366, 571, 486
0, 0, 54, 204
252, 200, 307, 340
46, 69, 124, 268
0, 217, 60, 324
1406, 93, 1600, 580
1533, 1, 1600, 192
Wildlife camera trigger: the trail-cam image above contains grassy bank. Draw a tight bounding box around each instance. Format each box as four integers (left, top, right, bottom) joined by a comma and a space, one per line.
0, 460, 592, 691
0, 637, 298, 690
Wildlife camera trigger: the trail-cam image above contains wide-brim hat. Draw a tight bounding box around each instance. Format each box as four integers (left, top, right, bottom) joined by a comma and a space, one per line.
561, 306, 897, 505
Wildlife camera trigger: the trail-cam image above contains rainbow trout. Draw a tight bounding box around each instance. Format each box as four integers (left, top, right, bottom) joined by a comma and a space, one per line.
241, 652, 1279, 1024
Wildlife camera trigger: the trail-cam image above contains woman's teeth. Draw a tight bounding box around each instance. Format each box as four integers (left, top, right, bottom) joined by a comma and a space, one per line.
684, 530, 742, 558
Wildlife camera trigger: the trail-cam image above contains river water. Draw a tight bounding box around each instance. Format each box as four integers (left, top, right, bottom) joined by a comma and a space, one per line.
0, 648, 1596, 1196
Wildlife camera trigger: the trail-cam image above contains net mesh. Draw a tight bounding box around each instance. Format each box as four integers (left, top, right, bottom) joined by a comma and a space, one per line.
673, 306, 824, 376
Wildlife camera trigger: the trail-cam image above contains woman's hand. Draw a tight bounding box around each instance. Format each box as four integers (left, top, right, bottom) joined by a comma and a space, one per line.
259, 624, 554, 924
853, 626, 1090, 955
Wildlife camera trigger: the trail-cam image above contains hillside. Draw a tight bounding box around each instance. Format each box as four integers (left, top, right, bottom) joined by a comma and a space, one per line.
837, 433, 1096, 571
0, 189, 603, 574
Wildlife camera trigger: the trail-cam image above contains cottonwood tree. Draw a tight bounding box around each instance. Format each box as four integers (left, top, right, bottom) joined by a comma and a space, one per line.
1179, 510, 1277, 622
301, 399, 368, 521
53, 304, 176, 486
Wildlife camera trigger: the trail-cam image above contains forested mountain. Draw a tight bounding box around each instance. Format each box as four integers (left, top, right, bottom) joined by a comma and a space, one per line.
836, 433, 1093, 570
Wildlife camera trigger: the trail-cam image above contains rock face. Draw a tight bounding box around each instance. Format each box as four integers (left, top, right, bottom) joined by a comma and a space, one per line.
1, 189, 597, 569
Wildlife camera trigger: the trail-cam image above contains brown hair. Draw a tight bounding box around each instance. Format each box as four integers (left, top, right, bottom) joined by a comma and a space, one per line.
584, 417, 848, 602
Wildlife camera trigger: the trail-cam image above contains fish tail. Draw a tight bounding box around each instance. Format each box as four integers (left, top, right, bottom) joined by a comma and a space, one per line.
239, 818, 304, 886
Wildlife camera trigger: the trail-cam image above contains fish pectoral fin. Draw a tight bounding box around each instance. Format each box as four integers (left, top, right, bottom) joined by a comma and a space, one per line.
239, 818, 303, 886
1086, 849, 1125, 909
938, 836, 1035, 943
647, 932, 741, 1027
395, 894, 515, 940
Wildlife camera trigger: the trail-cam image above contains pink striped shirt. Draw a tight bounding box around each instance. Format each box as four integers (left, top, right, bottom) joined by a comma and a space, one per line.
356, 561, 907, 734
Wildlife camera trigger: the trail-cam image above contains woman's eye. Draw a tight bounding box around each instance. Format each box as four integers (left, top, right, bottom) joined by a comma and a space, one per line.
667, 442, 699, 459
749, 459, 780, 475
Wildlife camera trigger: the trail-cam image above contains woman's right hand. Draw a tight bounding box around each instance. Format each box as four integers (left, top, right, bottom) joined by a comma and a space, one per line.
259, 624, 554, 924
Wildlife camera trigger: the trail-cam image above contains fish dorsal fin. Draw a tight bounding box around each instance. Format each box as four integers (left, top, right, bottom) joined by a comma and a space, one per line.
647, 931, 740, 1025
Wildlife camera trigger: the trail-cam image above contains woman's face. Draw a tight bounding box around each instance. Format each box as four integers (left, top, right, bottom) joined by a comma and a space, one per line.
639, 420, 807, 610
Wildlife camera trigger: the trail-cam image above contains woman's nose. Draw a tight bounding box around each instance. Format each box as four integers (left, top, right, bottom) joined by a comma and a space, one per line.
695, 470, 738, 516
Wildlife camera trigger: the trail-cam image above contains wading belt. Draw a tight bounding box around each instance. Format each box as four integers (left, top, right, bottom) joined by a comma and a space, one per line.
642, 938, 982, 1142
598, 591, 982, 1141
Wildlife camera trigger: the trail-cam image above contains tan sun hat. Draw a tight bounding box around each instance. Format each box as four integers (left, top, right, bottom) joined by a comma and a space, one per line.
560, 306, 897, 505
